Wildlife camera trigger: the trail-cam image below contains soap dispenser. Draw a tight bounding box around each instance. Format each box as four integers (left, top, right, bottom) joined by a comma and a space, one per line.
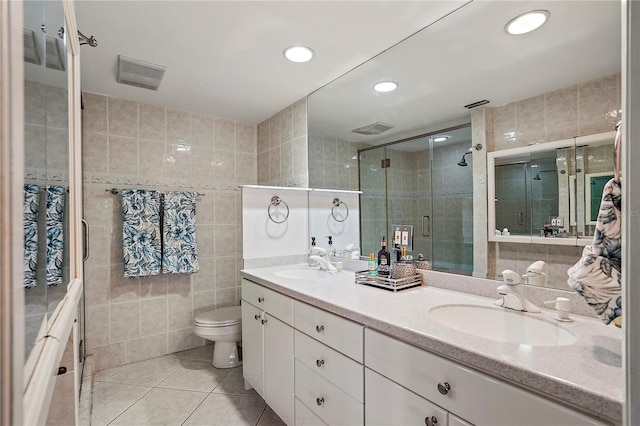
326, 236, 336, 256
308, 237, 319, 267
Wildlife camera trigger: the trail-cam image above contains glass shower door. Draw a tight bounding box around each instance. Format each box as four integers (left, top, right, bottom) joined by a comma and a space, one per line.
358, 146, 388, 258
357, 125, 473, 275
430, 139, 473, 273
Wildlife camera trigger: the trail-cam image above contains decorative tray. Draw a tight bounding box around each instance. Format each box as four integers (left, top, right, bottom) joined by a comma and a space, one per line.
355, 270, 424, 292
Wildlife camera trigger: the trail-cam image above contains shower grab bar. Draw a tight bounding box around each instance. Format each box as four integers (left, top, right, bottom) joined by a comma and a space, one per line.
518, 212, 524, 226
422, 215, 430, 237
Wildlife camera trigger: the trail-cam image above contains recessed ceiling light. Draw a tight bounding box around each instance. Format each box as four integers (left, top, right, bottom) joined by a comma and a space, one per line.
283, 46, 314, 63
433, 136, 450, 142
505, 10, 550, 35
373, 81, 398, 93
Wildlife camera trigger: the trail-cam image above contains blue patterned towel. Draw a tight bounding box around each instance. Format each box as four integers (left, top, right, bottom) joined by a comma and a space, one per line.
23, 184, 40, 288
46, 186, 66, 286
122, 189, 162, 277
162, 191, 199, 274
568, 178, 621, 324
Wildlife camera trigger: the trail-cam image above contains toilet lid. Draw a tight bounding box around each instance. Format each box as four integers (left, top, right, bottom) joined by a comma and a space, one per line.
194, 306, 242, 327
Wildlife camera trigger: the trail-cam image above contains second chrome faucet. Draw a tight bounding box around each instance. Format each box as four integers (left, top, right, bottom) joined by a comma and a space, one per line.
494, 269, 541, 313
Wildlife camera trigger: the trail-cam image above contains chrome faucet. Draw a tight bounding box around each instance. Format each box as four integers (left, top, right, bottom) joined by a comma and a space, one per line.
494, 270, 540, 313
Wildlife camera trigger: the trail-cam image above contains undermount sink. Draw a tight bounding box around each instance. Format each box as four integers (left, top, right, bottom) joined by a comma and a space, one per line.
273, 268, 331, 280
429, 304, 577, 346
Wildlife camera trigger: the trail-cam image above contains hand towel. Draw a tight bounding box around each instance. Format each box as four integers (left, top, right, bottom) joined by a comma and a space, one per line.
121, 189, 162, 278
567, 178, 621, 324
45, 185, 66, 286
162, 191, 199, 274
23, 184, 40, 288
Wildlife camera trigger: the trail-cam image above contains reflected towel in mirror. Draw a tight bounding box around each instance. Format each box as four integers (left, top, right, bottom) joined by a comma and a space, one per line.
23, 184, 40, 288
45, 185, 66, 286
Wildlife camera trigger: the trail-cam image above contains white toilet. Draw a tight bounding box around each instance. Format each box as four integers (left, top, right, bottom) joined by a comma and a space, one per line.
193, 306, 242, 369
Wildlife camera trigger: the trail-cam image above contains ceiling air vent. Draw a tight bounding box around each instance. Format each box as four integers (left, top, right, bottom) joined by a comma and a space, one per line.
351, 122, 394, 136
45, 36, 65, 71
464, 99, 490, 109
117, 55, 166, 91
23, 29, 41, 65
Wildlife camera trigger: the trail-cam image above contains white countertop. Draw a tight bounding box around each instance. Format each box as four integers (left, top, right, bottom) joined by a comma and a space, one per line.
241, 264, 623, 423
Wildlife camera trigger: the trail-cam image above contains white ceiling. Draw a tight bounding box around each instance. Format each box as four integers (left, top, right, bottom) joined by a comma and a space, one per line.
75, 1, 468, 125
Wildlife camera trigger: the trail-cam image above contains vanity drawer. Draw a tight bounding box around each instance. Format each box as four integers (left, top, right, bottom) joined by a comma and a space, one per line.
242, 279, 293, 325
294, 301, 363, 362
294, 359, 363, 426
365, 329, 605, 426
294, 330, 364, 402
295, 397, 328, 426
365, 367, 449, 426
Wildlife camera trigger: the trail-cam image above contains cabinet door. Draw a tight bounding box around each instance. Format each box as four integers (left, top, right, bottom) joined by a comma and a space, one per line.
365, 368, 448, 426
241, 302, 264, 398
264, 314, 294, 426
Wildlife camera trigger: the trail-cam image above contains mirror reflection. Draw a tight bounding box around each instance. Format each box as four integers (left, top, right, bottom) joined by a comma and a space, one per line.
490, 132, 616, 243
23, 0, 70, 361
307, 0, 620, 289
358, 125, 474, 275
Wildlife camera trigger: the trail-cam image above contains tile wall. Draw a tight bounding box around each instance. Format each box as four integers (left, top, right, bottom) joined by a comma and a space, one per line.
473, 73, 621, 289
82, 92, 257, 371
257, 98, 308, 187
308, 134, 365, 190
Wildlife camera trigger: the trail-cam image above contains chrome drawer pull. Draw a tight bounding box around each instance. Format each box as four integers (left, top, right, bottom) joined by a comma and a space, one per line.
316, 397, 325, 406
254, 314, 260, 320
315, 325, 324, 333
258, 297, 264, 303
316, 359, 324, 368
425, 416, 438, 426
437, 382, 450, 395
261, 319, 267, 325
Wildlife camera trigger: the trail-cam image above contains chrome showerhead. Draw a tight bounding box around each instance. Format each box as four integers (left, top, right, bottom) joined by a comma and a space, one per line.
457, 150, 472, 167
533, 170, 555, 180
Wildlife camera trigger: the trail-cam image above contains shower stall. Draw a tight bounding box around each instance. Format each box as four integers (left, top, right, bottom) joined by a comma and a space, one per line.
359, 125, 474, 275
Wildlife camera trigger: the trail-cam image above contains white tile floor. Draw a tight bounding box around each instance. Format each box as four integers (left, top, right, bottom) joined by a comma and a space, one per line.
91, 345, 286, 426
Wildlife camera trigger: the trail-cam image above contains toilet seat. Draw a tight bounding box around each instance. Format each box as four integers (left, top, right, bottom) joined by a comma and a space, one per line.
194, 306, 241, 328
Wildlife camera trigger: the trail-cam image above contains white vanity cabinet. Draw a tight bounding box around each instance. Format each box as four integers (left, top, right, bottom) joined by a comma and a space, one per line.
241, 279, 294, 425
293, 301, 365, 425
364, 329, 606, 426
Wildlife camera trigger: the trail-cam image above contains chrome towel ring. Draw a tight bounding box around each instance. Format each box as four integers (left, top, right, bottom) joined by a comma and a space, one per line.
331, 198, 349, 222
268, 196, 289, 224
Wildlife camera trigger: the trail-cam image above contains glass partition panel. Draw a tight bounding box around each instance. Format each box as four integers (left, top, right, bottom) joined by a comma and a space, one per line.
23, 0, 70, 363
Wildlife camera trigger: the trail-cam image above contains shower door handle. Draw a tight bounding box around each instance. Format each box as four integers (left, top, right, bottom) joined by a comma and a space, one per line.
518, 212, 524, 226
422, 216, 430, 237
82, 219, 89, 262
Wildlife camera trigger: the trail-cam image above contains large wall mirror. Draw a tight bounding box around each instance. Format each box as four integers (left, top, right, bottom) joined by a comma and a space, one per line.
307, 0, 620, 290
23, 0, 71, 364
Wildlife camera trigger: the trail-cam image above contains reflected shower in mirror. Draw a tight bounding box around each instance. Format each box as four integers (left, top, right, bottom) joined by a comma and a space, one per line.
489, 132, 616, 245
359, 125, 473, 275
23, 0, 70, 362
